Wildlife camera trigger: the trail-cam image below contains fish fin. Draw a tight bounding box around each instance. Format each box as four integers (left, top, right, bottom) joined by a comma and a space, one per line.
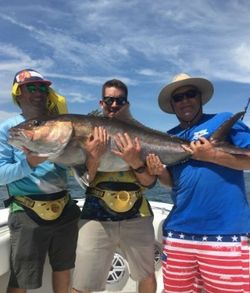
111, 104, 148, 127
209, 111, 250, 155
115, 116, 147, 128
71, 165, 89, 189
213, 142, 250, 155
85, 106, 144, 127
86, 105, 145, 127
210, 111, 245, 143
87, 109, 103, 116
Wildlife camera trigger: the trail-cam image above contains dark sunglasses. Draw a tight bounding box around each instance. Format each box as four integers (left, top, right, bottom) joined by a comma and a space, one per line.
172, 89, 199, 103
103, 96, 127, 106
26, 84, 48, 94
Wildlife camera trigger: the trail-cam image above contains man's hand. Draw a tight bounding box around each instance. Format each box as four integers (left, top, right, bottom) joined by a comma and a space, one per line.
23, 147, 48, 168
112, 132, 144, 168
182, 136, 250, 170
84, 127, 109, 183
182, 136, 217, 162
85, 127, 109, 161
146, 154, 165, 176
146, 153, 172, 186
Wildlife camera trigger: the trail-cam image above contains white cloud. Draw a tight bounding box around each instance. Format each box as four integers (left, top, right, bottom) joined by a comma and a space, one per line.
67, 92, 96, 104
0, 0, 250, 121
2, 0, 250, 83
232, 43, 250, 71
137, 69, 162, 77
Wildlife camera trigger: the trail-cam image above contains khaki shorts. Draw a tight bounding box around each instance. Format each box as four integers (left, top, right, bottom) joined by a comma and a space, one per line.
73, 216, 155, 291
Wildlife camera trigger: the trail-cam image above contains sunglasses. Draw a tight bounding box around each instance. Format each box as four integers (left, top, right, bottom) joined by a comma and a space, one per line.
103, 96, 127, 106
26, 84, 48, 94
172, 89, 199, 103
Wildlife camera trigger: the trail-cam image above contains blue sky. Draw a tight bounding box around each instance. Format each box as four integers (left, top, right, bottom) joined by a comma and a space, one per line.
0, 0, 250, 131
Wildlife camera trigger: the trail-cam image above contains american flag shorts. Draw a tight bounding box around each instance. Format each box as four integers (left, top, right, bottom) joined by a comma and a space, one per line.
162, 231, 250, 293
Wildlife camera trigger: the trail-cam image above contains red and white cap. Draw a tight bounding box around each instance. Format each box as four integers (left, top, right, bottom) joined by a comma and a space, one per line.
13, 69, 52, 86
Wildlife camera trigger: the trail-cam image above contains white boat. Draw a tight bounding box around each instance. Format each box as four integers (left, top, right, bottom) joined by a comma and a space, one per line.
0, 199, 173, 293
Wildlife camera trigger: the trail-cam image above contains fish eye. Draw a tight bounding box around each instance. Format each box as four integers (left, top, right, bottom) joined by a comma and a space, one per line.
31, 120, 41, 127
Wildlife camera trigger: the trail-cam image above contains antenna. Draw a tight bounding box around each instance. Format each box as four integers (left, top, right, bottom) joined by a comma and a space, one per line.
241, 97, 250, 120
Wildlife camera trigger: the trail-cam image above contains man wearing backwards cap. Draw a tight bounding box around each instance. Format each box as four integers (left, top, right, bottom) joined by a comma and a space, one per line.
146, 73, 250, 292
0, 69, 80, 293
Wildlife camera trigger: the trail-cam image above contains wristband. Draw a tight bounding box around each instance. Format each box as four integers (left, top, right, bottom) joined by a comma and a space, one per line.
132, 165, 146, 173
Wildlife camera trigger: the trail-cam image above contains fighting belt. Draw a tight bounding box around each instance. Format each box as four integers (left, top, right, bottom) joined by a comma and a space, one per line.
86, 186, 142, 213
14, 193, 69, 221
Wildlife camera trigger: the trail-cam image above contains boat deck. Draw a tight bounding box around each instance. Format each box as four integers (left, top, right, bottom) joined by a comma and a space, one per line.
0, 200, 172, 293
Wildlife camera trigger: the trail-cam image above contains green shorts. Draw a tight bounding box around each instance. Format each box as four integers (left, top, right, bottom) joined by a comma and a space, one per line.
8, 203, 80, 289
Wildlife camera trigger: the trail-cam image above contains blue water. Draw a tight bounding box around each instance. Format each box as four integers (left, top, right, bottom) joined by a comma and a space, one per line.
1, 172, 250, 209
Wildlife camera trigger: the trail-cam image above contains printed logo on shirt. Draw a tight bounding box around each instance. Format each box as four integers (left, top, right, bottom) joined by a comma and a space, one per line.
193, 129, 209, 140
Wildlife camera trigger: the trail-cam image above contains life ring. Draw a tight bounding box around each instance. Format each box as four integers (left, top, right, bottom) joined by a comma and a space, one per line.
105, 242, 163, 291
106, 252, 130, 291
154, 241, 163, 271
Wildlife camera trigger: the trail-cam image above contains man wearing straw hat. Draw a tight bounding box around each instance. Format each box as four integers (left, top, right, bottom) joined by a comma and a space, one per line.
71, 79, 157, 293
0, 69, 80, 293
146, 73, 250, 292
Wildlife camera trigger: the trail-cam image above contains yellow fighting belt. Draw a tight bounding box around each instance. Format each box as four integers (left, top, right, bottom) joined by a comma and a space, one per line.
14, 194, 69, 221
87, 187, 142, 213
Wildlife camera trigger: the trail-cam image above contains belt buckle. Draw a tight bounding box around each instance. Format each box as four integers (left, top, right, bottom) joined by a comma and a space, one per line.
116, 191, 131, 202
49, 202, 62, 213
33, 196, 68, 221
112, 191, 132, 212
94, 188, 140, 213
50, 195, 69, 212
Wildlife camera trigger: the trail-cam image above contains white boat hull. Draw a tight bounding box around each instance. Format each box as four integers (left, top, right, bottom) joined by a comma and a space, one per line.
0, 200, 173, 293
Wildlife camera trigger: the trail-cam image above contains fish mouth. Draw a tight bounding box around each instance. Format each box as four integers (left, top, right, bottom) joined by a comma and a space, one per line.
8, 129, 32, 146
8, 129, 61, 157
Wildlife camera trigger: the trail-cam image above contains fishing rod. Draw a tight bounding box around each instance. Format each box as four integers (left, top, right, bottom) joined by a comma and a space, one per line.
241, 97, 250, 120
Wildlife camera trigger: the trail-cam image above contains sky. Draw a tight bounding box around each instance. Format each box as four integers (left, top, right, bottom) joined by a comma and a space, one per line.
0, 0, 250, 131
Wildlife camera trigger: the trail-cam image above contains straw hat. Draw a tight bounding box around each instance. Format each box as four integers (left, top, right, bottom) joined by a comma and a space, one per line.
158, 73, 214, 113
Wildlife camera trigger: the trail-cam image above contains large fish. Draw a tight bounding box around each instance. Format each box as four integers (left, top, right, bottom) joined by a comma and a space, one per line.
8, 111, 250, 185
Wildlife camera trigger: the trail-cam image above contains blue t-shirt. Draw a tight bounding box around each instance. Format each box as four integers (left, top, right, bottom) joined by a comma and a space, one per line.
163, 112, 250, 236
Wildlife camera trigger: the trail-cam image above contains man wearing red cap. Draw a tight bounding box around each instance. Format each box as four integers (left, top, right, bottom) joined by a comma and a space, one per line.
0, 69, 80, 293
